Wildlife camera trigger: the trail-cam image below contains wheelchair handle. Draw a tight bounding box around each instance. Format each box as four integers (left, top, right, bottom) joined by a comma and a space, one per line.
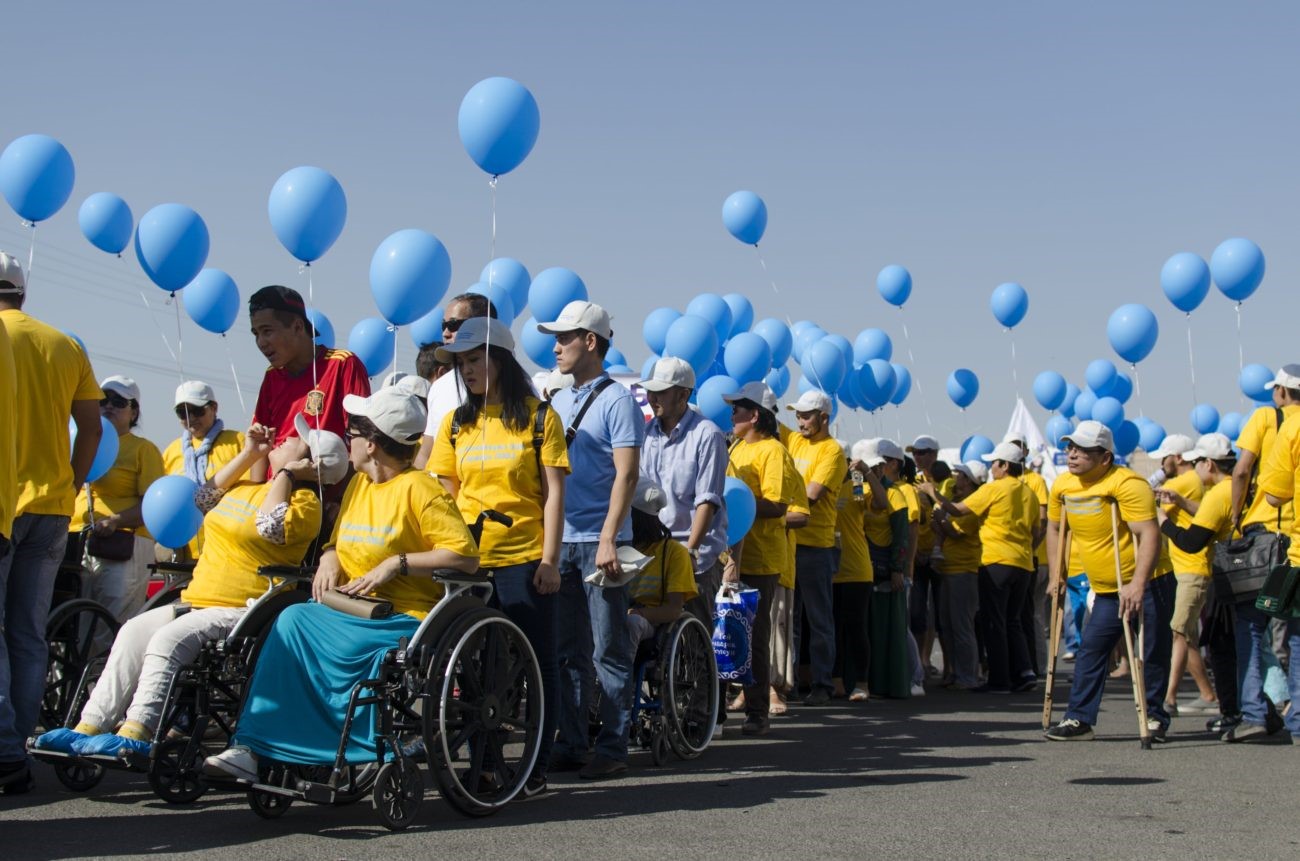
149, 561, 197, 576
431, 568, 491, 585
257, 565, 318, 582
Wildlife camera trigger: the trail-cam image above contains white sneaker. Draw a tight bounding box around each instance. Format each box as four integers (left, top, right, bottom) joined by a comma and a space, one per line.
203, 745, 259, 781
910, 683, 926, 697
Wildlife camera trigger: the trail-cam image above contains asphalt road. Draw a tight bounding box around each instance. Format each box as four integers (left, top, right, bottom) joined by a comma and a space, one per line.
3, 672, 1296, 861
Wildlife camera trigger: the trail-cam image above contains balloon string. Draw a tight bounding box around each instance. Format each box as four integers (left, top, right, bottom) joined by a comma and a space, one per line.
1130, 363, 1143, 417
220, 333, 248, 420
171, 291, 186, 381
24, 221, 35, 287
1185, 314, 1197, 406
754, 251, 793, 326
138, 289, 179, 366
898, 307, 932, 430
1009, 332, 1019, 395
1235, 302, 1244, 376
894, 406, 902, 442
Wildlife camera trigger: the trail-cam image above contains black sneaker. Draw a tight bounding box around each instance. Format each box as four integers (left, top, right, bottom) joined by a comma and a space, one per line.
1146, 719, 1169, 744
973, 684, 1011, 695
578, 756, 627, 781
741, 715, 769, 736
802, 688, 831, 707
1044, 718, 1094, 741
519, 774, 548, 800
1011, 677, 1037, 693
547, 752, 589, 773
1207, 713, 1242, 733
0, 762, 33, 796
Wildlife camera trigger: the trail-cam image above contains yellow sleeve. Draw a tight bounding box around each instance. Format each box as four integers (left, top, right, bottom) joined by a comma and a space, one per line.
540, 403, 570, 470
1115, 472, 1157, 522
1258, 418, 1299, 503
72, 346, 103, 402
664, 541, 699, 602
420, 483, 479, 558
963, 482, 995, 517
1048, 475, 1067, 522
1191, 483, 1233, 533
809, 444, 845, 489
1235, 407, 1270, 456
282, 486, 324, 556
1030, 473, 1048, 506
887, 486, 907, 514
427, 411, 458, 478
761, 446, 792, 504
162, 439, 182, 475
135, 440, 166, 496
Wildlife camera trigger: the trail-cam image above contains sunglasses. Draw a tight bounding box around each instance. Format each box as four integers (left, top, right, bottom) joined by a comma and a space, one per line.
442, 318, 468, 333
100, 395, 131, 409
174, 404, 208, 420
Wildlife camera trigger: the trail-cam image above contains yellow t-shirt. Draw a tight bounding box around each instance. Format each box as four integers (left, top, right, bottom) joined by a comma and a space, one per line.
962, 475, 1038, 570
329, 470, 479, 619
1237, 404, 1298, 533
935, 510, 982, 574
1, 309, 102, 517
0, 320, 15, 538
429, 399, 569, 568
180, 482, 322, 608
833, 475, 872, 584
782, 492, 809, 590
785, 434, 846, 548
728, 437, 798, 577
1189, 479, 1234, 569
1049, 466, 1158, 593
162, 429, 247, 480
72, 432, 166, 540
1163, 469, 1207, 576
629, 538, 698, 607
862, 483, 908, 549
1022, 470, 1049, 551
1257, 413, 1300, 565
916, 474, 954, 555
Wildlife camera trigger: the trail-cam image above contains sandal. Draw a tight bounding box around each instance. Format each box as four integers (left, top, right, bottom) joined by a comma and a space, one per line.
848, 688, 870, 703
768, 690, 788, 716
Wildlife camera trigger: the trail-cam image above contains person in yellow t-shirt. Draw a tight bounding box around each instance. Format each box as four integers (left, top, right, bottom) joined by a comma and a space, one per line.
71, 376, 166, 624
205, 388, 478, 781
722, 381, 797, 736
1004, 433, 1050, 678
429, 318, 568, 792
905, 435, 948, 682
625, 478, 698, 641
0, 316, 14, 553
783, 390, 847, 706
162, 380, 246, 559
1231, 365, 1300, 536
929, 461, 986, 689
832, 463, 872, 702
1042, 421, 1170, 742
34, 423, 340, 760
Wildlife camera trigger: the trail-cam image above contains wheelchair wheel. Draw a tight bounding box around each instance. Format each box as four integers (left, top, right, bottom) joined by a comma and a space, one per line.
423, 608, 543, 817
650, 730, 670, 767
663, 615, 718, 760
42, 599, 118, 730
53, 759, 104, 792
148, 738, 208, 804
372, 758, 422, 831
248, 787, 292, 819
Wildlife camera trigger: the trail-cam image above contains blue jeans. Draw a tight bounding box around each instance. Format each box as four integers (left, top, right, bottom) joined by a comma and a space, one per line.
554, 542, 633, 762
486, 560, 558, 779
1234, 602, 1299, 730
0, 515, 70, 761
793, 545, 835, 693
1064, 574, 1174, 729
1064, 573, 1090, 652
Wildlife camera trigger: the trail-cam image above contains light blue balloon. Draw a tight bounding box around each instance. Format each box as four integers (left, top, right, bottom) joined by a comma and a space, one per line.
792, 325, 827, 365
69, 416, 119, 484
990, 282, 1029, 328
643, 307, 681, 355
457, 77, 540, 177
765, 365, 790, 398
468, 280, 516, 325
1191, 403, 1220, 435
480, 258, 531, 318
801, 339, 847, 394
604, 347, 628, 369
606, 364, 634, 375
822, 334, 855, 375
722, 190, 767, 245
960, 435, 995, 462
183, 268, 239, 334
724, 332, 773, 384
306, 308, 334, 348
722, 293, 754, 337
1161, 252, 1211, 313
1085, 359, 1117, 395
946, 368, 979, 409
1107, 303, 1159, 364
1138, 420, 1166, 453
858, 360, 896, 407
697, 374, 740, 431
347, 317, 396, 377
78, 192, 133, 254
853, 328, 892, 364
889, 364, 911, 406
409, 305, 443, 349
877, 265, 912, 307
1059, 383, 1081, 418
790, 320, 817, 337
528, 267, 587, 325
686, 294, 734, 345
641, 354, 661, 380
134, 203, 209, 293
1033, 371, 1067, 411
520, 316, 556, 370
1074, 390, 1097, 421
839, 373, 862, 410
1210, 238, 1265, 303
664, 314, 719, 376
752, 318, 793, 367
142, 475, 204, 550
1092, 396, 1125, 431
1109, 372, 1133, 404
369, 229, 451, 326
724, 476, 757, 544
1218, 411, 1245, 444
1239, 364, 1273, 402
1046, 415, 1074, 448
1114, 420, 1140, 457
796, 374, 816, 396
267, 166, 347, 263
0, 134, 75, 222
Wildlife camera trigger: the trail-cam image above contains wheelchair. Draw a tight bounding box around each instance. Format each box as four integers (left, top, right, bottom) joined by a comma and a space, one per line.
627, 611, 719, 766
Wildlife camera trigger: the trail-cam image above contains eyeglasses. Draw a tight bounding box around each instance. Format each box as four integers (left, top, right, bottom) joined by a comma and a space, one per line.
345, 426, 365, 443
100, 395, 131, 409
442, 318, 468, 333
174, 404, 208, 420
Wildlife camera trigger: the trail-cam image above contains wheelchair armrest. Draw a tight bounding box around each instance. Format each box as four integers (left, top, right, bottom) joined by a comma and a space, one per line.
149, 561, 196, 576
430, 568, 490, 585
257, 565, 318, 582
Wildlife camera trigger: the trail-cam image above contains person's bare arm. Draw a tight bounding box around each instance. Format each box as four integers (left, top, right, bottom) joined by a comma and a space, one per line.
1120, 518, 1160, 619
687, 502, 717, 555
69, 399, 101, 489
595, 447, 639, 576
414, 435, 435, 471
536, 464, 565, 594
632, 592, 685, 626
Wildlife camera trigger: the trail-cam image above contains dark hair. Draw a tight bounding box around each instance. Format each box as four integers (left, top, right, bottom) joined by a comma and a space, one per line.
348, 415, 418, 462
734, 399, 778, 438
592, 333, 611, 359
931, 461, 953, 482
452, 345, 537, 432
901, 456, 917, 483
249, 285, 308, 324
129, 399, 140, 429
416, 343, 441, 379
1211, 457, 1238, 474
448, 292, 498, 320
631, 507, 671, 547
1282, 386, 1300, 402
1004, 461, 1024, 478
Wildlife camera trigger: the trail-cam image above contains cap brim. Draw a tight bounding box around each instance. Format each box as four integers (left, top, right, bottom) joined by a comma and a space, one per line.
979, 453, 996, 462
342, 393, 370, 418
102, 383, 136, 399
721, 393, 748, 404
293, 413, 312, 440
638, 379, 677, 392
174, 396, 209, 407
864, 456, 886, 468
537, 321, 582, 335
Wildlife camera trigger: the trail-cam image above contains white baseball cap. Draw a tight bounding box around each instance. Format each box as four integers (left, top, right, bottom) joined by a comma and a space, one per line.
851, 438, 884, 468
1265, 364, 1300, 391
907, 434, 940, 453
174, 380, 216, 408
1186, 432, 1233, 462
390, 374, 430, 400
1061, 420, 1114, 453
952, 460, 989, 485
638, 356, 695, 392
876, 439, 905, 462
631, 475, 669, 514
537, 300, 614, 340
981, 441, 1026, 465
0, 251, 25, 294
101, 375, 140, 402
342, 389, 427, 444
722, 381, 778, 413
434, 317, 516, 365
788, 389, 833, 415
1149, 433, 1194, 460
544, 369, 574, 393
292, 414, 351, 485
1002, 432, 1027, 447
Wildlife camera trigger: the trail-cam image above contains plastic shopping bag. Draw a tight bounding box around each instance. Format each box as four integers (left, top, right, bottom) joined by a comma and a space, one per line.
712, 583, 759, 685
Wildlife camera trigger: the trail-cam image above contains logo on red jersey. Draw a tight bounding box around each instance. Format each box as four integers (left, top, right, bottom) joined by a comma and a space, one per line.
304, 389, 325, 416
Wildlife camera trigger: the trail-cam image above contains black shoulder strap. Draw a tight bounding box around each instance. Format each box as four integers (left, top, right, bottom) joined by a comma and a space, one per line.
1275, 406, 1284, 431
533, 401, 549, 474
1242, 407, 1284, 511
564, 378, 616, 446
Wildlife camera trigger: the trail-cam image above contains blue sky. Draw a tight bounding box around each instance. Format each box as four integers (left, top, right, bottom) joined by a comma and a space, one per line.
6, 1, 1299, 446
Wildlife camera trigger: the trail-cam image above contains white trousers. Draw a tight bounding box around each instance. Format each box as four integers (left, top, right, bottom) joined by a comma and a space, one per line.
83, 535, 157, 623
79, 604, 244, 733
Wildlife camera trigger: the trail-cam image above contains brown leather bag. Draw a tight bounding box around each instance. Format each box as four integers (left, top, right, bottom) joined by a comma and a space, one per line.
319, 589, 393, 620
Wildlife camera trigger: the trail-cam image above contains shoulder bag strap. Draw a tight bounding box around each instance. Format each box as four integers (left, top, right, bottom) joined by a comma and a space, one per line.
564, 378, 616, 446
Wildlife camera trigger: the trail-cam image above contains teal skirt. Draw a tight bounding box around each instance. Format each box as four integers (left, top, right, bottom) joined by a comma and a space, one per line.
233, 602, 419, 765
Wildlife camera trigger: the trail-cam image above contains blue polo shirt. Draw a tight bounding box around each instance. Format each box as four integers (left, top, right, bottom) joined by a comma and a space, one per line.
549, 374, 645, 542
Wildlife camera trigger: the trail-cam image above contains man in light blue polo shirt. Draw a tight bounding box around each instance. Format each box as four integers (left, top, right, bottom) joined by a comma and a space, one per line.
540, 301, 644, 780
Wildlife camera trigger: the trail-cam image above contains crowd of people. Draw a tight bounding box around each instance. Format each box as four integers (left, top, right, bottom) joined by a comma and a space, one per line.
1, 245, 1297, 801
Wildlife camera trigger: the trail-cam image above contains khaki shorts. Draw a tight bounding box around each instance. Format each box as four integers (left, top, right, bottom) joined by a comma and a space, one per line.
1170, 573, 1210, 640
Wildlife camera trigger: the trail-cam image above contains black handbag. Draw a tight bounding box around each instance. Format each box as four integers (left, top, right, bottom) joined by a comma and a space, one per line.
1210, 522, 1289, 606
86, 529, 136, 562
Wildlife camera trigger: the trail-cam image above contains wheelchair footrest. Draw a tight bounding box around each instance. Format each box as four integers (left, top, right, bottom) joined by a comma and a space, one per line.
299, 780, 337, 804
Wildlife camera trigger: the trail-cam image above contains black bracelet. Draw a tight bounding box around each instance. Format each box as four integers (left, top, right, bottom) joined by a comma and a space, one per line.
275, 468, 293, 481
399, 553, 408, 577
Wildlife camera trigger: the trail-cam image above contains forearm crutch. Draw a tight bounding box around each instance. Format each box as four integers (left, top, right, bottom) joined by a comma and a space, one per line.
1110, 502, 1153, 750
1042, 512, 1071, 729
